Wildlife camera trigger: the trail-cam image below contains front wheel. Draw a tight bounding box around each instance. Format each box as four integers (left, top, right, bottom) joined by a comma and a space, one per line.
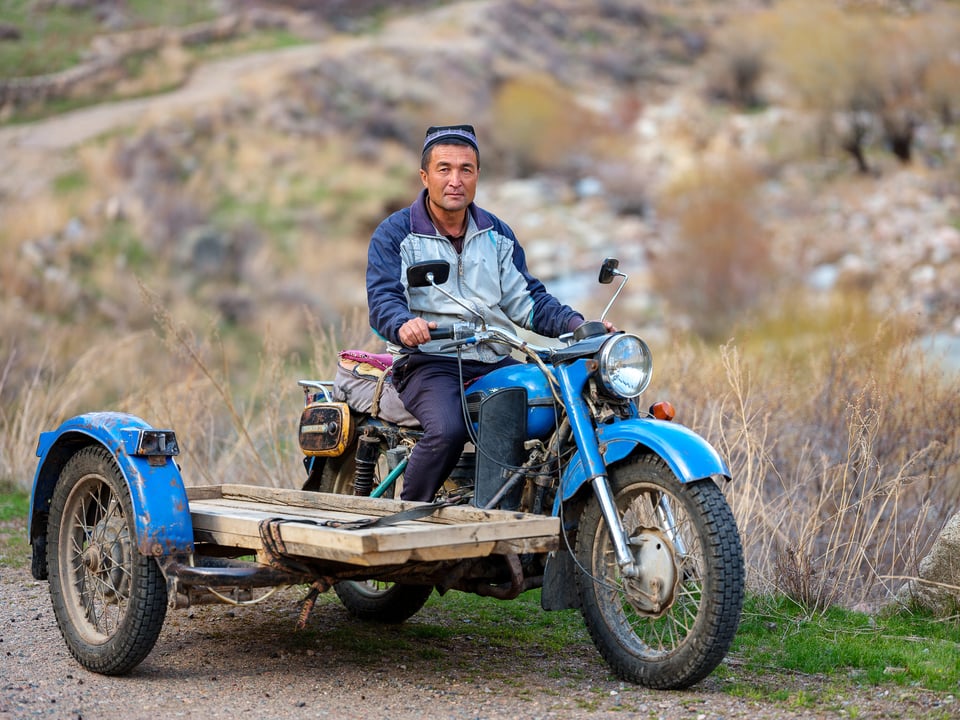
46, 445, 168, 675
319, 440, 433, 623
575, 454, 744, 689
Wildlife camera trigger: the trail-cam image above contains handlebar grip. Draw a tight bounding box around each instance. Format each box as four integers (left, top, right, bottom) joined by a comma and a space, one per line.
429, 327, 454, 340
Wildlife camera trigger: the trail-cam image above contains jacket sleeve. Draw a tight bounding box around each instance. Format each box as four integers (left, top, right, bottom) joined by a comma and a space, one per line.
493, 219, 584, 337
366, 211, 413, 345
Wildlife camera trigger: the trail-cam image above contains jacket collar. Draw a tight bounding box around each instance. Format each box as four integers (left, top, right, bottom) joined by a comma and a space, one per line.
410, 188, 494, 237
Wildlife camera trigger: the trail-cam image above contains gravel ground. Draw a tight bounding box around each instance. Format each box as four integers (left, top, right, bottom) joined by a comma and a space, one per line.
2, 557, 957, 720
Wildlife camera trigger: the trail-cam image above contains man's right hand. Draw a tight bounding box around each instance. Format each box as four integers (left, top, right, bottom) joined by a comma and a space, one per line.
399, 317, 438, 347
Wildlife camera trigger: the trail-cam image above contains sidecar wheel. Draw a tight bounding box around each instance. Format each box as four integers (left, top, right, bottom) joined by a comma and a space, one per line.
574, 454, 744, 689
318, 440, 432, 623
332, 579, 433, 623
46, 446, 168, 675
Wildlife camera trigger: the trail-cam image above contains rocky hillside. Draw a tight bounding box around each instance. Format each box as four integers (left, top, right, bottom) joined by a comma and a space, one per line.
1, 0, 959, 396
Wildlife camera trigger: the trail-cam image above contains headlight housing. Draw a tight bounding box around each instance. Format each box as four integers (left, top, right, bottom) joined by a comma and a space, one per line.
597, 334, 652, 398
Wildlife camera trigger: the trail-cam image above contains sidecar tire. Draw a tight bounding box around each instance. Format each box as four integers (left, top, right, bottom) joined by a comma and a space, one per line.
46, 446, 168, 675
318, 442, 433, 623
574, 454, 743, 689
333, 581, 433, 623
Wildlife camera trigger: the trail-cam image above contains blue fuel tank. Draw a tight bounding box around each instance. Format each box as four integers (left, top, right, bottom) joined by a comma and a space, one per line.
466, 362, 559, 438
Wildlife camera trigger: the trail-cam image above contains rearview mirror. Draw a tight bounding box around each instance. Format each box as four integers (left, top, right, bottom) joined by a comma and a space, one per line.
406, 260, 450, 288
599, 258, 621, 285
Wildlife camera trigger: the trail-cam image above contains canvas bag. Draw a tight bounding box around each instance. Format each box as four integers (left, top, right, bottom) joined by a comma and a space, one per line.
331, 350, 420, 428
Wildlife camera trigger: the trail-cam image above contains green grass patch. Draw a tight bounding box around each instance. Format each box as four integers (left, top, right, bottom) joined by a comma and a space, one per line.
0, 1, 300, 125
1, 75, 186, 125
187, 27, 309, 64
97, 221, 152, 272
0, 0, 218, 79
424, 589, 589, 653
0, 488, 29, 521
0, 488, 30, 569
731, 595, 960, 693
52, 168, 88, 195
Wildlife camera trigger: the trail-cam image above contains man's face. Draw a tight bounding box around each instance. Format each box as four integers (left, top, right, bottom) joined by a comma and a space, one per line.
420, 144, 479, 215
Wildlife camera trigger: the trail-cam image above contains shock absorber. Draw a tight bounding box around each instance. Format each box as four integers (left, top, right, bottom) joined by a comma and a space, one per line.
353, 432, 380, 496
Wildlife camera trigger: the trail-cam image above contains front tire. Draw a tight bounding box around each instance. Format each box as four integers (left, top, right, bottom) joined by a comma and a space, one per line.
319, 438, 433, 623
46, 446, 168, 675
575, 454, 744, 689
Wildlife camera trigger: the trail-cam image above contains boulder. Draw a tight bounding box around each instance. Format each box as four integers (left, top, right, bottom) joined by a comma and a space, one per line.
896, 512, 960, 615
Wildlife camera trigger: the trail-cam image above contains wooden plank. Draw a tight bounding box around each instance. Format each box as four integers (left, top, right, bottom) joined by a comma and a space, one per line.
186, 484, 559, 567
214, 484, 540, 526
185, 485, 225, 501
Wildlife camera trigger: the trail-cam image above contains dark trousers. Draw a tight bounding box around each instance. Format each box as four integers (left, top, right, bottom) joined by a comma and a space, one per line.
396, 354, 517, 502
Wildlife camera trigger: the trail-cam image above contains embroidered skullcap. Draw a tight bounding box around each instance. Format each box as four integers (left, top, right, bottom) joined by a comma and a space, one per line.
422, 125, 479, 156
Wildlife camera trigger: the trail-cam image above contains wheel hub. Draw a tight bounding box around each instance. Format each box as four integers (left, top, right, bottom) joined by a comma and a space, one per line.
86, 516, 132, 601
623, 528, 679, 617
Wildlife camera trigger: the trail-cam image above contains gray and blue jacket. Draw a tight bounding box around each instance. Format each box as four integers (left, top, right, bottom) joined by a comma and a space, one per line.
367, 189, 584, 362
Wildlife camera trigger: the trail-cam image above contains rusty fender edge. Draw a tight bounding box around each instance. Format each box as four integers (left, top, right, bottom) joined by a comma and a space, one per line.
29, 412, 194, 580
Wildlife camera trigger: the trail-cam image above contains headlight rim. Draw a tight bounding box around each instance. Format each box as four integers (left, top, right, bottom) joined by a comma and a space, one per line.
597, 333, 653, 399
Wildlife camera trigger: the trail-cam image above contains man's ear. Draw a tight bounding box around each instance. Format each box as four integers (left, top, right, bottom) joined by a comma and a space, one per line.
419, 168, 428, 187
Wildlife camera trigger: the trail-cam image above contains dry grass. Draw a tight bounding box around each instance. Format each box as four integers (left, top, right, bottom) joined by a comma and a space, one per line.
652, 301, 960, 612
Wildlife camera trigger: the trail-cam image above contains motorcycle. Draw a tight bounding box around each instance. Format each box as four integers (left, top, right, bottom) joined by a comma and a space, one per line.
296, 257, 745, 689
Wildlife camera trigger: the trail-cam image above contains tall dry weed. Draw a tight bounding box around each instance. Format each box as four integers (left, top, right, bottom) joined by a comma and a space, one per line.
0, 331, 160, 489
662, 313, 960, 611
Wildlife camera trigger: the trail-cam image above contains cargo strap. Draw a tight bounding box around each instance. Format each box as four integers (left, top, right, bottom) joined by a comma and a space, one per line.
320, 494, 467, 530
370, 368, 389, 418
257, 495, 467, 552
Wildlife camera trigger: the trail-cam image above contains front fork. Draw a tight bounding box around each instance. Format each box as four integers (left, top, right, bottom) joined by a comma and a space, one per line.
556, 360, 641, 578
590, 475, 641, 578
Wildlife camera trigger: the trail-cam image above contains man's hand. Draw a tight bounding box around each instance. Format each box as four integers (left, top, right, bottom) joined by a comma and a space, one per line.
399, 317, 438, 347
602, 320, 618, 333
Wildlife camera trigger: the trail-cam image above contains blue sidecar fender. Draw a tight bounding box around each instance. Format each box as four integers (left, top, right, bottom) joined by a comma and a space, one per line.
558, 418, 731, 505
29, 412, 194, 558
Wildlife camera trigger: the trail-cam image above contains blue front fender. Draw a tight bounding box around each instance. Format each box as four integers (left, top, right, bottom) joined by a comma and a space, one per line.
557, 418, 730, 505
29, 412, 194, 558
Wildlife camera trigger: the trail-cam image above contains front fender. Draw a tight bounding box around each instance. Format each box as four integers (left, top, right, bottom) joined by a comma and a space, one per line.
557, 418, 730, 505
29, 413, 194, 566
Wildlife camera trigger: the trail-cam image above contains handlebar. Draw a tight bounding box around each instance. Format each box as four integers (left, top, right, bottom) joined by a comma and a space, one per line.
429, 327, 454, 340
431, 323, 554, 356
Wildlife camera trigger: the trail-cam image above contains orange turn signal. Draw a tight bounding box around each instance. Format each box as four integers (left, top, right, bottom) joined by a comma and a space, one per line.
650, 401, 675, 421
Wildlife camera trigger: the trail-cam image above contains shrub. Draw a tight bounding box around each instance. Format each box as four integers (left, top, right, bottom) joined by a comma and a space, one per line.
651, 160, 774, 341
490, 75, 600, 179
705, 14, 771, 110
766, 0, 960, 171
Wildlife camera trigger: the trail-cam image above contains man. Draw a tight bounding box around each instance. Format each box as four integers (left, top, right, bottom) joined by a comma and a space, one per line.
366, 124, 608, 502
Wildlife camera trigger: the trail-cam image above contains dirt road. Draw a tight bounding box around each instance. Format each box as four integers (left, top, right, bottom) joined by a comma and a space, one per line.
3, 560, 955, 720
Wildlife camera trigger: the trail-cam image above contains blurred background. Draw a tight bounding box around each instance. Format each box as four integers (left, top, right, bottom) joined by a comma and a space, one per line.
1, 0, 959, 610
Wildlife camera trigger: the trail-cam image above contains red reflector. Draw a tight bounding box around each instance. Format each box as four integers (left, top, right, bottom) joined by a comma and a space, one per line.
650, 401, 675, 421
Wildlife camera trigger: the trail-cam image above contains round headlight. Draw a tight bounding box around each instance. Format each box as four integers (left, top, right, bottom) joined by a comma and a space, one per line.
598, 334, 652, 398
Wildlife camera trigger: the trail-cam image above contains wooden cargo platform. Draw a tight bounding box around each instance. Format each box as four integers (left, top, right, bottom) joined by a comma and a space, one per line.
187, 485, 560, 567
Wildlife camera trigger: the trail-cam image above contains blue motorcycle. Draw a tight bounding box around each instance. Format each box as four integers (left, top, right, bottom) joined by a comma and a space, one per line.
27, 258, 743, 689
300, 257, 744, 689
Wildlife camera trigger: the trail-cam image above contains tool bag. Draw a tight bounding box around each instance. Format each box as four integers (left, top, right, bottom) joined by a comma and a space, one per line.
331, 350, 419, 428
